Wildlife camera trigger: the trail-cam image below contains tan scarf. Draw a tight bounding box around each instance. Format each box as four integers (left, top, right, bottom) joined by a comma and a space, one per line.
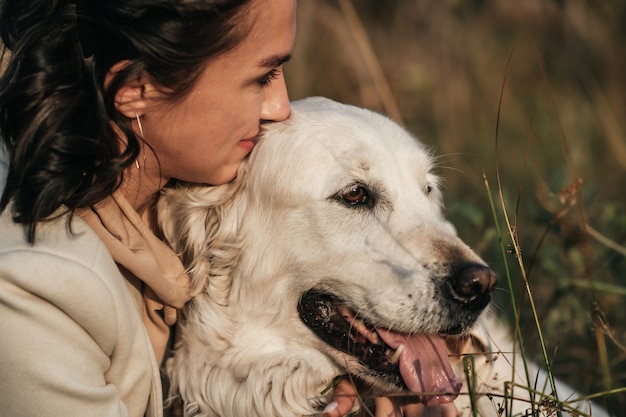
77, 191, 191, 363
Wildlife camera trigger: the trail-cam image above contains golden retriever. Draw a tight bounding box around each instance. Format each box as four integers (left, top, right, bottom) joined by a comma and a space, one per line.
159, 97, 608, 417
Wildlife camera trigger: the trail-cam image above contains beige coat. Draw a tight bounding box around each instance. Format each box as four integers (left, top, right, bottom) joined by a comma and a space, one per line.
0, 153, 190, 417
0, 204, 162, 417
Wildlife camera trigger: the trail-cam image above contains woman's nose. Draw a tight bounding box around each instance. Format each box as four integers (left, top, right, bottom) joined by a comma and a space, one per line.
261, 74, 291, 122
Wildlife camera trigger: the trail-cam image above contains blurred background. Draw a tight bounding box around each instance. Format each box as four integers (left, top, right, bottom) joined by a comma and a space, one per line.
287, 0, 626, 413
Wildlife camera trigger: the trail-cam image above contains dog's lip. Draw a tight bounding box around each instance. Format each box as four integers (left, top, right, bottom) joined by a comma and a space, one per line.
298, 291, 399, 374
297, 290, 462, 405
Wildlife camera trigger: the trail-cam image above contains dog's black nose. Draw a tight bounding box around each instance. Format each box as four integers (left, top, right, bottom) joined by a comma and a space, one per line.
447, 263, 497, 306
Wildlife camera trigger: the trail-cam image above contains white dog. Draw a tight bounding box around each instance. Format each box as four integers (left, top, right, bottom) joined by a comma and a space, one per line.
159, 97, 608, 417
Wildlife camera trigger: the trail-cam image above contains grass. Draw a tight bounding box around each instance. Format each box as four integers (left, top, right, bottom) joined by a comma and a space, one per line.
287, 1, 626, 415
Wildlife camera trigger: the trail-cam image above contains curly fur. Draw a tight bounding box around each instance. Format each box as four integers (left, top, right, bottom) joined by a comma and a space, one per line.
159, 169, 248, 304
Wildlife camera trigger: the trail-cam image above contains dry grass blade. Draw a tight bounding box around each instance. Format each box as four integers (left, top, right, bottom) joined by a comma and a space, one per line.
336, 0, 403, 123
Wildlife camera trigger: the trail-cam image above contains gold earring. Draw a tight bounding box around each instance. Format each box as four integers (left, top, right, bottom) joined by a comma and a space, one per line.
135, 113, 147, 172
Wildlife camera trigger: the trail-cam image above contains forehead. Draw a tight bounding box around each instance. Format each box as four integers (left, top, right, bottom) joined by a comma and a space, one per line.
294, 101, 432, 169
187, 0, 296, 88
254, 100, 435, 194
229, 0, 296, 63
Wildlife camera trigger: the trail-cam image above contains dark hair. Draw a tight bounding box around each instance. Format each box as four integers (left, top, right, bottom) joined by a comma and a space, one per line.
0, 0, 252, 242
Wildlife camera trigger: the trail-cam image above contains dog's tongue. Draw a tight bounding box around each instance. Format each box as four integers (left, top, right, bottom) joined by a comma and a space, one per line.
377, 330, 462, 406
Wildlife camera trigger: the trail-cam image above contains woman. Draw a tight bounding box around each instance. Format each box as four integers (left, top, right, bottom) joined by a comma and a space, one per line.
0, 0, 302, 415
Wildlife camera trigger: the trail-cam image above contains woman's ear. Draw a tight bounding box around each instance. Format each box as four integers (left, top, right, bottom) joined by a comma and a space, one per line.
106, 60, 160, 118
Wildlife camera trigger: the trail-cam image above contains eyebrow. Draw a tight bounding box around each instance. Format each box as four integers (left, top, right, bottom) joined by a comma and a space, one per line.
257, 54, 292, 68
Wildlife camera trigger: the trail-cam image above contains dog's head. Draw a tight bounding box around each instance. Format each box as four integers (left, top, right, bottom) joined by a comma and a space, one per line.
160, 97, 496, 412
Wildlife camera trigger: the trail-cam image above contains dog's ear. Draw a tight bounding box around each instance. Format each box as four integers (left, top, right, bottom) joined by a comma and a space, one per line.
157, 163, 249, 305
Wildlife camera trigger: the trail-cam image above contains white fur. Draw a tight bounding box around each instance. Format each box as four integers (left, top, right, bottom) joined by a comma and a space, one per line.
159, 97, 608, 417
450, 316, 610, 417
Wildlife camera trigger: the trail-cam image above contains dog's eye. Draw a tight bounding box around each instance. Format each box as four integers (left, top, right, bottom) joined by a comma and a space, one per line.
338, 184, 374, 208
424, 185, 433, 195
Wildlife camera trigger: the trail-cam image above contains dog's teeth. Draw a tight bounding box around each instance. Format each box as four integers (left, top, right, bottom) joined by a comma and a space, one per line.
336, 304, 380, 343
351, 318, 368, 335
388, 344, 404, 364
337, 305, 354, 320
349, 318, 380, 344
367, 330, 380, 344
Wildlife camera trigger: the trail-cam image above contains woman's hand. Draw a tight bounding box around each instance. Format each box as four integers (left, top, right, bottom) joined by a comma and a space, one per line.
373, 397, 459, 417
323, 379, 459, 417
323, 378, 358, 417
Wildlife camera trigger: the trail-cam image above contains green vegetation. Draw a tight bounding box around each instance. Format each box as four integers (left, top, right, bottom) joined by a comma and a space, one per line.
288, 1, 626, 414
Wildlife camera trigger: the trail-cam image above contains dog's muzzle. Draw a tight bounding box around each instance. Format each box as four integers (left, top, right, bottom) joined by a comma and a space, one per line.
297, 291, 463, 406
297, 263, 497, 405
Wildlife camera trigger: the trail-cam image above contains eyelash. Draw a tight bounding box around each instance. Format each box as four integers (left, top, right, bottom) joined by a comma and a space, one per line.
258, 68, 281, 87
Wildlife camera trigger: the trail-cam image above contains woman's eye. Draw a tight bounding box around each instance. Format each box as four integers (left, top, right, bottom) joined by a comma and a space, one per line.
338, 184, 374, 208
258, 68, 280, 87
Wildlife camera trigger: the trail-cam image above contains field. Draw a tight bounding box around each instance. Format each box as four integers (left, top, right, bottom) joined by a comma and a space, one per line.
287, 1, 626, 415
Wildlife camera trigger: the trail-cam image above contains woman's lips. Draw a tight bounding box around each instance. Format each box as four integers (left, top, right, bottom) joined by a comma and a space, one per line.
238, 137, 257, 152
